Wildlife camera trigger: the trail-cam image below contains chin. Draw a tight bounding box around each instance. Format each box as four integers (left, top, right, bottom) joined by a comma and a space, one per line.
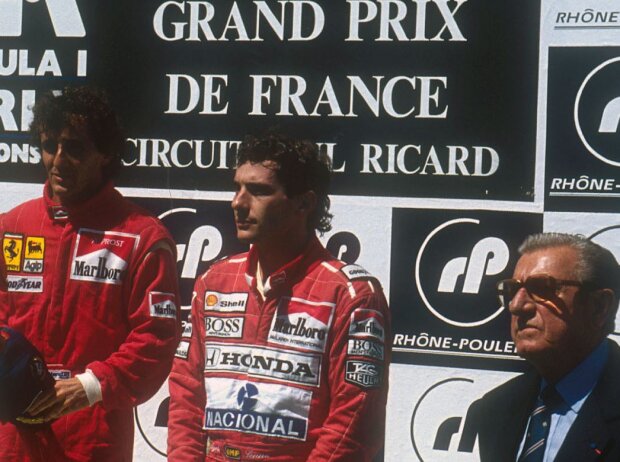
236, 232, 255, 245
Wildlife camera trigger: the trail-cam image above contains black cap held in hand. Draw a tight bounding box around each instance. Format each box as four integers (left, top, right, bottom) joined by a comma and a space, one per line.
0, 327, 54, 424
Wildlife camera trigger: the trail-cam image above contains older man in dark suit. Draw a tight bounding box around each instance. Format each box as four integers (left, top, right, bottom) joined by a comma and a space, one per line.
462, 233, 620, 462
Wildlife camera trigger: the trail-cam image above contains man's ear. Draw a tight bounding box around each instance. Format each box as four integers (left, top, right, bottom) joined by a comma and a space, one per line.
587, 288, 615, 330
297, 191, 317, 215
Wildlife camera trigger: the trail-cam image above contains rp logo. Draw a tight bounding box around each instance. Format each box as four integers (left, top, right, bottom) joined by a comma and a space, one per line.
415, 218, 509, 327
158, 207, 223, 280
437, 236, 509, 294
410, 378, 479, 462
326, 231, 361, 264
574, 56, 620, 167
0, 0, 85, 37
134, 379, 171, 457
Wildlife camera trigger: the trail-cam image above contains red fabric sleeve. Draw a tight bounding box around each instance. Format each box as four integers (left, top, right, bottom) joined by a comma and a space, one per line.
167, 275, 207, 461
87, 242, 181, 409
307, 281, 392, 461
0, 216, 8, 325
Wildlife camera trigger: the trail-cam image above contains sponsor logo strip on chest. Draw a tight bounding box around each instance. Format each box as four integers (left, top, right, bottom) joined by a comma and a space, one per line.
70, 229, 139, 285
204, 343, 322, 387
205, 291, 248, 312
268, 297, 335, 353
205, 316, 244, 338
204, 377, 312, 441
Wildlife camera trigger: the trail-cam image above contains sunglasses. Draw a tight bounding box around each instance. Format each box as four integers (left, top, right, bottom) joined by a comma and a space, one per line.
496, 275, 588, 307
40, 138, 88, 160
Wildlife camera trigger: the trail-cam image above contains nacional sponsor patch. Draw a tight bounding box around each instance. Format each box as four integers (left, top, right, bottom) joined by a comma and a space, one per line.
70, 229, 139, 285
7, 275, 43, 292
344, 360, 383, 388
205, 291, 248, 312
347, 338, 384, 360
204, 378, 312, 441
341, 264, 372, 280
175, 341, 190, 359
149, 291, 177, 319
205, 316, 244, 338
267, 297, 335, 353
204, 343, 321, 387
348, 309, 385, 342
3, 233, 23, 272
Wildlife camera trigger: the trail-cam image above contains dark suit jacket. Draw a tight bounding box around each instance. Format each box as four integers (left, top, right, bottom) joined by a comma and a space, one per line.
460, 340, 620, 461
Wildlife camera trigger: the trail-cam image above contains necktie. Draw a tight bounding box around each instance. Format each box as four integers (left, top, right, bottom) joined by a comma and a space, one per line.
518, 386, 562, 462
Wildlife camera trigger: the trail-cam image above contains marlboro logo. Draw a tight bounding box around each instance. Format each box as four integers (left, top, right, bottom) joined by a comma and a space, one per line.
268, 297, 335, 353
70, 229, 139, 285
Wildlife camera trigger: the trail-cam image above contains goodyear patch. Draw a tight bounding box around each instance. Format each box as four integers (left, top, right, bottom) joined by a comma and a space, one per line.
3, 234, 23, 272
341, 264, 372, 280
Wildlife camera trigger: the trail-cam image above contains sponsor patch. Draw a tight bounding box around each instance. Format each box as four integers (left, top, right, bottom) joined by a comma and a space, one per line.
149, 291, 177, 319
24, 237, 45, 259
224, 446, 241, 460
203, 378, 311, 441
348, 309, 385, 342
49, 369, 72, 380
205, 316, 244, 338
347, 338, 384, 360
205, 291, 248, 312
70, 229, 139, 285
341, 264, 372, 280
23, 259, 43, 273
7, 275, 43, 292
175, 341, 190, 359
267, 297, 335, 353
182, 319, 193, 338
22, 237, 45, 273
204, 343, 322, 387
344, 360, 383, 388
3, 234, 23, 272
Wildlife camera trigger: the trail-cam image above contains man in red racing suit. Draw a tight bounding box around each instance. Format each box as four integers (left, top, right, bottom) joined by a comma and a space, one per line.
168, 133, 391, 461
0, 87, 180, 461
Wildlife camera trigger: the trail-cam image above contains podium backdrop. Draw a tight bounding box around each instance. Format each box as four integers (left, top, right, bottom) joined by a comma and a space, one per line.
2, 1, 620, 460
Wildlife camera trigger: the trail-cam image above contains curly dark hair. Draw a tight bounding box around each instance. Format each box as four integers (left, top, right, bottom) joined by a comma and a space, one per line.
30, 86, 125, 181
236, 133, 333, 234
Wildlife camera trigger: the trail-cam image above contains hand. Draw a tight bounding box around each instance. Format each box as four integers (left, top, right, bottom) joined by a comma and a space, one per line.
23, 378, 90, 422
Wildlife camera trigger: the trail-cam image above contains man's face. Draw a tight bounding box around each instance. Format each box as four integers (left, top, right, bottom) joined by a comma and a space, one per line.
41, 126, 110, 205
509, 246, 599, 363
231, 161, 303, 247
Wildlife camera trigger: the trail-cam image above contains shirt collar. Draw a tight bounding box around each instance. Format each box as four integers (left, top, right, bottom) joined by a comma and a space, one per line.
244, 236, 327, 297
547, 340, 609, 413
43, 181, 117, 222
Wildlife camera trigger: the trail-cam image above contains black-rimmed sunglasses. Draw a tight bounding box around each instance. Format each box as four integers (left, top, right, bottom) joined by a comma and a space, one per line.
496, 275, 588, 307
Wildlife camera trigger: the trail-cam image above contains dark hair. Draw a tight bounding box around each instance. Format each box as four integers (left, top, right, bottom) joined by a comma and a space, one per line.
236, 133, 333, 234
519, 232, 620, 333
30, 86, 125, 181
